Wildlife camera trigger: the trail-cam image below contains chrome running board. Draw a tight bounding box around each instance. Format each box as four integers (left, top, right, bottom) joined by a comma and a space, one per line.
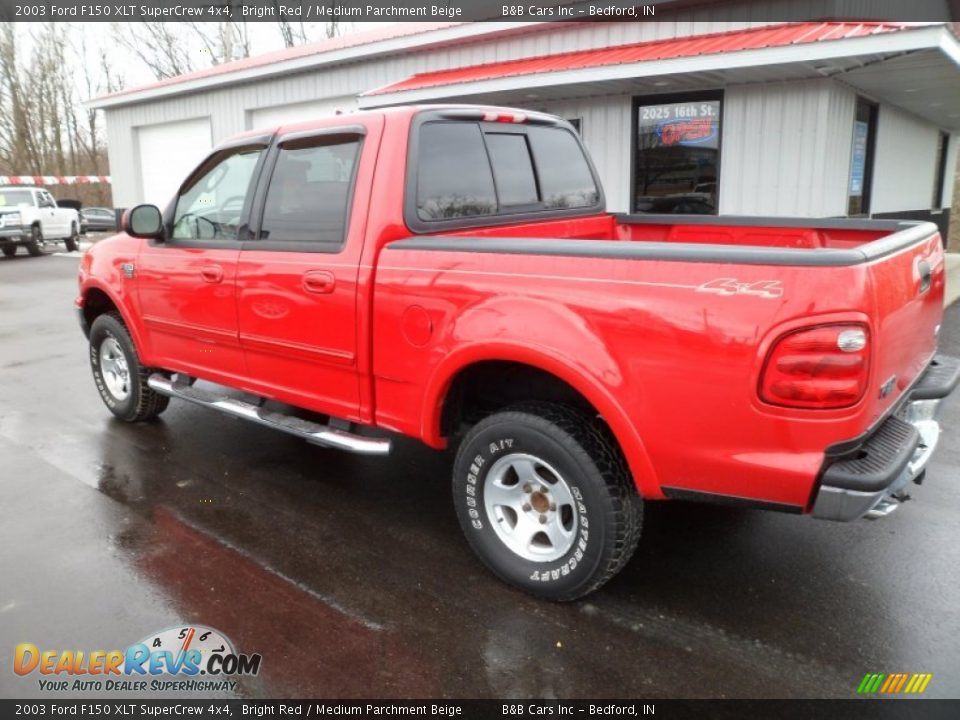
147, 374, 391, 456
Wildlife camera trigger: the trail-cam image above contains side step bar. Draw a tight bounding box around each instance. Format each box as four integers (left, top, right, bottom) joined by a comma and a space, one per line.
147, 374, 391, 456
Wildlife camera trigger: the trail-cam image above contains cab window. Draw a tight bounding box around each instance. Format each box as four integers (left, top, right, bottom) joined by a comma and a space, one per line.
413, 121, 601, 225
257, 135, 362, 250
172, 146, 264, 241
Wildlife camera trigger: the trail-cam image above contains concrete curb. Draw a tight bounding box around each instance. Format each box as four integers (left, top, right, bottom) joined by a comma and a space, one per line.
945, 253, 960, 308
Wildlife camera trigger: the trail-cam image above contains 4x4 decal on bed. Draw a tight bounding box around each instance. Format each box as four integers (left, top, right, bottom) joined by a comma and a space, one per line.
696, 278, 784, 299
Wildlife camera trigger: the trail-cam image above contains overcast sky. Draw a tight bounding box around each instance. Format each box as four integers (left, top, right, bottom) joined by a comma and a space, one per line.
12, 21, 392, 99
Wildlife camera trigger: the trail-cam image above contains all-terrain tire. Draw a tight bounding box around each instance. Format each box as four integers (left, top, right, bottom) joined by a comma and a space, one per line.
25, 225, 45, 256
453, 402, 642, 601
64, 223, 80, 252
89, 312, 169, 422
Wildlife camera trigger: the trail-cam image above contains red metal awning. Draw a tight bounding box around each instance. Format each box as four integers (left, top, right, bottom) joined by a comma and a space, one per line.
364, 22, 912, 97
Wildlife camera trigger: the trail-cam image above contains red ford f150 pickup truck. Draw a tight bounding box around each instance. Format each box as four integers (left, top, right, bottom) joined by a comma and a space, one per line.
77, 105, 958, 600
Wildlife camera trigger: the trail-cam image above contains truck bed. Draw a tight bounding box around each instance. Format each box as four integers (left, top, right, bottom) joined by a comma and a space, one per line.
379, 213, 944, 508
444, 212, 919, 255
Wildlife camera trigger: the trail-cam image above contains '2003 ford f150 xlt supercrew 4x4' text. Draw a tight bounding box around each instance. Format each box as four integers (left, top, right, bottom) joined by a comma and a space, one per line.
76, 106, 959, 600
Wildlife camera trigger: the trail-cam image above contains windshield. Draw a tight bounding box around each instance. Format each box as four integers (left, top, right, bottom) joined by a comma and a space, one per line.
0, 189, 33, 208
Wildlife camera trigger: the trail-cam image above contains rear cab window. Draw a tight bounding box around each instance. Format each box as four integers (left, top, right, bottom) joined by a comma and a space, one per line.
408, 112, 603, 232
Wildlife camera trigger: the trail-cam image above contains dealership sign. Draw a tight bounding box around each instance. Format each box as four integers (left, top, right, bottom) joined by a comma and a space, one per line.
639, 101, 720, 149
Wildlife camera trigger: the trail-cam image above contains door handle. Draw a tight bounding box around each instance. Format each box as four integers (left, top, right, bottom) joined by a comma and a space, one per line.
200, 264, 224, 283
302, 270, 336, 294
918, 259, 932, 294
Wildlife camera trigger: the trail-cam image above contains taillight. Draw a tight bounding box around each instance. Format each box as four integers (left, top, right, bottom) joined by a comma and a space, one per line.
759, 324, 870, 409
482, 111, 527, 123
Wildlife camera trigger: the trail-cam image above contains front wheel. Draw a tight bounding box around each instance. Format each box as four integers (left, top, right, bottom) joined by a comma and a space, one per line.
1, 246, 15, 257
64, 223, 80, 252
89, 313, 169, 422
453, 402, 642, 601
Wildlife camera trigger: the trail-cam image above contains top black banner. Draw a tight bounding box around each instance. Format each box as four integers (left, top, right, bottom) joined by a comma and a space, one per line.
0, 0, 957, 23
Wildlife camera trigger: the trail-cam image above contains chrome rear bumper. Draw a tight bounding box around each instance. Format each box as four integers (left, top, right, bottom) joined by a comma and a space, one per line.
812, 354, 958, 522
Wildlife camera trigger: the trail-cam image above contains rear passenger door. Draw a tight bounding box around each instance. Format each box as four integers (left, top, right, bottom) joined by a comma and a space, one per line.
36, 191, 63, 236
236, 123, 372, 420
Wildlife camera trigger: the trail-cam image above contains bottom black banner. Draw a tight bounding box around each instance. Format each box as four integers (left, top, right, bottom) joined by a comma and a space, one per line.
2, 700, 959, 720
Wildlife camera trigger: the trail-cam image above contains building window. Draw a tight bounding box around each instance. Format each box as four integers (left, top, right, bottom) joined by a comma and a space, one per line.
847, 98, 877, 216
633, 91, 722, 215
933, 131, 949, 209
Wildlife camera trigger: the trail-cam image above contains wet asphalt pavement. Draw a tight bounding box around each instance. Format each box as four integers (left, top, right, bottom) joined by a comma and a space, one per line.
1, 252, 959, 700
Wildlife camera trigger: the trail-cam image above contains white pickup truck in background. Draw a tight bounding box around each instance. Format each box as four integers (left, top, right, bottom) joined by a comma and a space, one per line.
0, 186, 81, 257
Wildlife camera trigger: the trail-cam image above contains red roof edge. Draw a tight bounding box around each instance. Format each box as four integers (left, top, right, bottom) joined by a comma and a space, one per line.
364, 21, 918, 97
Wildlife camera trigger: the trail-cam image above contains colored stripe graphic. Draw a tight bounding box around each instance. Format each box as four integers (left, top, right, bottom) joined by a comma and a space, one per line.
0, 175, 111, 186
858, 672, 932, 694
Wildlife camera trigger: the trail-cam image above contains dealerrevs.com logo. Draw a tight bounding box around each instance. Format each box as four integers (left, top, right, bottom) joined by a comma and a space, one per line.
14, 625, 261, 693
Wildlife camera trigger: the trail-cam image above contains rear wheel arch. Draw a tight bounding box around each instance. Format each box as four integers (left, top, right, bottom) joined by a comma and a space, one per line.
426, 349, 661, 499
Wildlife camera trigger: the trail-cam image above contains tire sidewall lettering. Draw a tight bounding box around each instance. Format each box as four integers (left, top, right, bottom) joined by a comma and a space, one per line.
465, 452, 486, 529
90, 321, 135, 415
459, 429, 598, 586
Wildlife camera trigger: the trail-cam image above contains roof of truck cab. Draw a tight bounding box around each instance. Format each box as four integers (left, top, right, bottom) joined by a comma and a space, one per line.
221, 104, 563, 147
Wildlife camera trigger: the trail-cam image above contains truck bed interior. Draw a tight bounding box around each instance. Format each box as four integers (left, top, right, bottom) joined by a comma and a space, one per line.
445, 213, 906, 250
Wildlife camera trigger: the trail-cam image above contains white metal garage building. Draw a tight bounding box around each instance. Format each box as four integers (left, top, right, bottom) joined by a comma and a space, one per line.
90, 1, 960, 240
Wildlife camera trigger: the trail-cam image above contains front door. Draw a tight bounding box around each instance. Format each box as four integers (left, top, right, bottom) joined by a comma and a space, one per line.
236, 126, 370, 420
136, 143, 266, 384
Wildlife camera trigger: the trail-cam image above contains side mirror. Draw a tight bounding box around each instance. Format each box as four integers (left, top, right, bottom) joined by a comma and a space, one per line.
123, 204, 164, 240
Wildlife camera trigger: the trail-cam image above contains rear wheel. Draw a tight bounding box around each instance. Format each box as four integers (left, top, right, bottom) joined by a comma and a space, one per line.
25, 225, 46, 256
453, 402, 642, 601
89, 312, 169, 422
64, 223, 80, 252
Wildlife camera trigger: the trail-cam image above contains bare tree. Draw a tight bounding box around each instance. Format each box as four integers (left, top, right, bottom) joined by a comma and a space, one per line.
186, 20, 251, 68
0, 23, 114, 205
276, 16, 348, 48
111, 20, 253, 81
111, 22, 195, 80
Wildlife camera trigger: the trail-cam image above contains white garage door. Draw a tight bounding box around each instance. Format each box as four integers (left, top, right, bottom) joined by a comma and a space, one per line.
137, 117, 212, 207
248, 97, 356, 131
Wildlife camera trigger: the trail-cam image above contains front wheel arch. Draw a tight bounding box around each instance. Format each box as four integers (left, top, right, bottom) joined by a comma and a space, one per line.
80, 284, 149, 361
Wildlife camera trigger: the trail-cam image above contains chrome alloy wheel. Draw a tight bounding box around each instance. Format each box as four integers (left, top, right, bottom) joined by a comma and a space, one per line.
483, 453, 578, 562
99, 337, 131, 401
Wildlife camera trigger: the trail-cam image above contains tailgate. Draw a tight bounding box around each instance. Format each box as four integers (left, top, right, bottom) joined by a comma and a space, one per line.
864, 223, 945, 425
